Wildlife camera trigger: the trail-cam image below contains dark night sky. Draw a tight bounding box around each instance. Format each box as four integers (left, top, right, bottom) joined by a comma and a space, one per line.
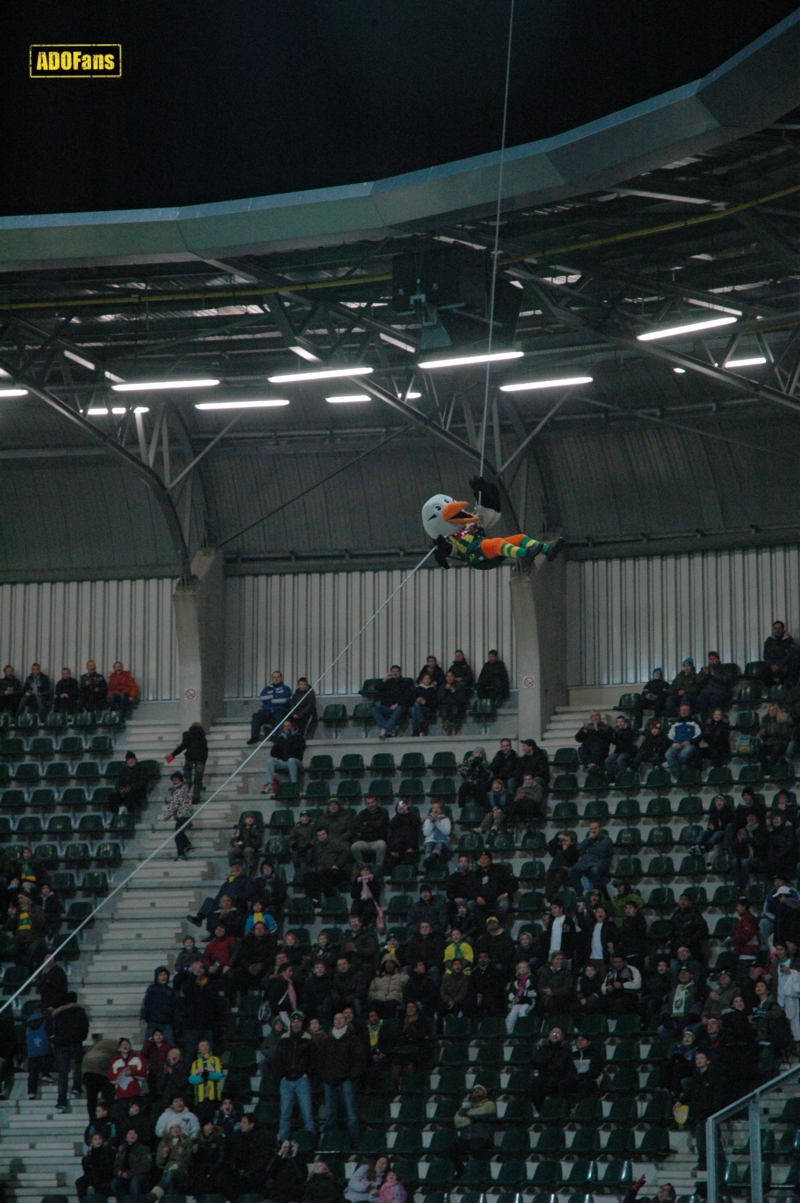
0, 1, 796, 216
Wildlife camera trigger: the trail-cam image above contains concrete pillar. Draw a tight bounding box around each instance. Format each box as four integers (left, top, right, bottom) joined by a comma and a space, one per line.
172, 548, 225, 731
510, 556, 568, 743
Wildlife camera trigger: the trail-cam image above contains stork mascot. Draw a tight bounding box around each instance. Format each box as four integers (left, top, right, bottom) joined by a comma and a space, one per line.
422, 476, 564, 570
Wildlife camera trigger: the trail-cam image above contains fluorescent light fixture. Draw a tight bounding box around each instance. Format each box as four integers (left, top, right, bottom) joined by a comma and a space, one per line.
63, 349, 96, 371
380, 332, 417, 353
111, 407, 126, 415
403, 391, 422, 400
268, 366, 373, 383
87, 407, 109, 416
0, 387, 28, 397
419, 350, 524, 369
326, 394, 370, 404
500, 374, 592, 393
673, 367, 686, 374
290, 346, 321, 362
111, 378, 220, 392
195, 399, 290, 410
724, 355, 767, 368
637, 315, 737, 341
105, 370, 126, 383
133, 406, 150, 414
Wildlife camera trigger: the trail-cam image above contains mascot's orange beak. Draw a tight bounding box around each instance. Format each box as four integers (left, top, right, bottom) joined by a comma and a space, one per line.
442, 500, 478, 525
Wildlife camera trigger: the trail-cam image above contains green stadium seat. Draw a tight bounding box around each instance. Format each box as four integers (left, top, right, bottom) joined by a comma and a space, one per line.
676, 766, 700, 788
676, 795, 702, 818
553, 773, 578, 795
615, 828, 642, 852
29, 736, 54, 762
337, 753, 364, 778
46, 814, 73, 840
639, 1129, 671, 1160
89, 734, 114, 758
646, 826, 673, 849
94, 841, 122, 867
535, 1129, 566, 1157
600, 1162, 633, 1191
67, 900, 94, 928
78, 814, 105, 839
644, 767, 670, 794
537, 1096, 569, 1124
76, 761, 101, 786
351, 703, 375, 735
370, 752, 396, 777
529, 1162, 562, 1190
552, 747, 578, 768
431, 751, 457, 775
50, 870, 77, 898
563, 1162, 598, 1190
268, 809, 293, 831
641, 1094, 672, 1124
304, 781, 330, 804
648, 856, 675, 880
611, 768, 640, 794
322, 705, 348, 736
678, 854, 705, 878
16, 816, 43, 841
396, 778, 424, 801
615, 692, 641, 717
91, 788, 113, 810
108, 813, 135, 838
552, 800, 578, 822
644, 796, 671, 819
390, 863, 416, 888
677, 824, 703, 847
520, 829, 547, 853
274, 781, 299, 802
73, 711, 97, 731
570, 1097, 603, 1125
0, 738, 24, 763
357, 1131, 388, 1157
34, 843, 60, 868
605, 1129, 635, 1158
706, 766, 733, 788
14, 763, 40, 788
308, 755, 335, 780
289, 897, 315, 922
360, 678, 382, 699
429, 777, 456, 800
613, 1013, 641, 1036
583, 798, 609, 821
81, 870, 109, 898
519, 860, 545, 884
615, 856, 642, 880
399, 752, 426, 776
390, 1162, 420, 1189
60, 787, 88, 812
614, 797, 642, 822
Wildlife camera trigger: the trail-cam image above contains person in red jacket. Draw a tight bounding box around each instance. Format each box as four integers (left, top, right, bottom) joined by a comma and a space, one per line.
109, 1038, 146, 1117
732, 896, 759, 959
106, 662, 139, 713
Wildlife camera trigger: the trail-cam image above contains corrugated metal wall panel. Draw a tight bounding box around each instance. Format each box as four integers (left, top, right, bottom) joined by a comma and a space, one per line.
225, 567, 516, 698
568, 546, 800, 685
0, 579, 179, 700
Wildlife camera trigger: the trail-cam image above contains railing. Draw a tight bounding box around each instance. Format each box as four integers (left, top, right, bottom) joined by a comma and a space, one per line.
706, 1060, 800, 1203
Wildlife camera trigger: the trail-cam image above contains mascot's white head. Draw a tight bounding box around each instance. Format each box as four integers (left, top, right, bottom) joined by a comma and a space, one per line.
422, 494, 477, 540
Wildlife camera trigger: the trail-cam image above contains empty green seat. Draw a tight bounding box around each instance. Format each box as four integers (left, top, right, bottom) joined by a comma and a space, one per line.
615, 828, 642, 852
552, 747, 578, 767
399, 752, 426, 776
304, 780, 330, 803
646, 826, 673, 848
81, 870, 109, 897
0, 789, 26, 813
274, 781, 299, 802
615, 856, 642, 880
94, 841, 122, 866
89, 735, 114, 758
29, 737, 54, 762
335, 780, 361, 804
307, 755, 334, 780
359, 678, 382, 698
552, 799, 578, 822
648, 856, 675, 879
337, 754, 364, 778
67, 900, 94, 928
14, 763, 40, 787
76, 761, 101, 785
583, 798, 609, 821
582, 771, 608, 793
370, 753, 396, 777
29, 788, 56, 812
322, 704, 348, 733
396, 778, 424, 800
553, 773, 578, 794
706, 766, 733, 788
0, 738, 25, 762
268, 809, 293, 830
60, 788, 88, 813
429, 777, 455, 799
108, 813, 135, 837
16, 816, 43, 841
612, 768, 640, 794
78, 814, 105, 839
644, 767, 670, 793
644, 796, 671, 819
614, 797, 642, 821
47, 815, 73, 840
43, 763, 70, 788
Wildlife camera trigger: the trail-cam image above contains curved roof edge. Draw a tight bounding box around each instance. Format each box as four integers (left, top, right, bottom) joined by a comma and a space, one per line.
2, 8, 800, 272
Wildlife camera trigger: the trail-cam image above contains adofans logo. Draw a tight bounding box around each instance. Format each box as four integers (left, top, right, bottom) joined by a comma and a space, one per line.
30, 45, 121, 78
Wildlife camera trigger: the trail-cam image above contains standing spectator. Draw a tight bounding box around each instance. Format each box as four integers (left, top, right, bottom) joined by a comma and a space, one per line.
140, 968, 176, 1043
386, 800, 421, 869
600, 954, 642, 1018
437, 671, 470, 735
253, 858, 288, 923
417, 655, 445, 687
247, 670, 293, 745
52, 990, 89, 1112
668, 894, 709, 963
162, 773, 194, 862
467, 951, 506, 1019
142, 1029, 172, 1098
422, 801, 452, 867
537, 951, 576, 1019
275, 1012, 317, 1143
631, 719, 670, 773
52, 667, 80, 714
546, 899, 580, 963
567, 821, 614, 892
448, 650, 474, 693
228, 814, 263, 873
17, 663, 51, 720
666, 658, 700, 718
109, 1039, 147, 1112
351, 794, 389, 872
448, 1085, 497, 1172
108, 751, 149, 818
577, 901, 615, 968
409, 673, 439, 736
529, 1025, 576, 1113
767, 811, 797, 880
575, 711, 613, 771
695, 652, 734, 722
615, 900, 648, 970
350, 867, 382, 928
633, 668, 669, 729
189, 1120, 227, 1197
265, 718, 306, 795
760, 878, 800, 950
506, 960, 537, 1033
79, 660, 107, 712
77, 1132, 116, 1198
165, 722, 208, 803
304, 828, 353, 904
732, 897, 759, 960
457, 748, 491, 811
683, 1049, 725, 1171
665, 703, 703, 781
180, 963, 226, 1063
605, 716, 638, 780
390, 1001, 428, 1082
763, 620, 797, 686
318, 1012, 366, 1145
81, 1034, 117, 1118
570, 1032, 604, 1099
371, 666, 415, 739
489, 738, 521, 795
289, 676, 318, 737
111, 1128, 153, 1198
155, 1049, 191, 1112
39, 953, 69, 1009
475, 650, 510, 705
0, 664, 22, 716
106, 661, 138, 713
188, 1038, 224, 1124
26, 1002, 53, 1099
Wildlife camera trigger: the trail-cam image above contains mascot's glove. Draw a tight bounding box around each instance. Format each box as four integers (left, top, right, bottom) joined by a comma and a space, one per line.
469, 475, 502, 513
433, 536, 452, 569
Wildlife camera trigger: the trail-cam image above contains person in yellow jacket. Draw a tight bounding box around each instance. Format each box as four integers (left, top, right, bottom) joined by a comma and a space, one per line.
443, 928, 474, 974
188, 1039, 224, 1123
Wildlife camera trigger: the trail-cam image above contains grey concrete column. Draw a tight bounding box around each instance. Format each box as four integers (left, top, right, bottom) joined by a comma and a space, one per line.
510, 556, 568, 743
172, 548, 225, 730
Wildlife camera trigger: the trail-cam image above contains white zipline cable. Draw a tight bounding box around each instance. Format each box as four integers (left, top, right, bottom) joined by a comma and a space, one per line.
0, 546, 435, 1016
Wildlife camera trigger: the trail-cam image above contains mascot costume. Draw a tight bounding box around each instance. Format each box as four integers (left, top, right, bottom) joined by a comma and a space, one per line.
422, 476, 563, 570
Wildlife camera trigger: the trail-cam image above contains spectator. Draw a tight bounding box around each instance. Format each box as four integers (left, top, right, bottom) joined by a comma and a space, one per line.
763, 620, 797, 685
683, 1049, 726, 1171
467, 950, 506, 1019
343, 914, 379, 976
545, 898, 579, 962
390, 1000, 428, 1082
759, 703, 791, 773
288, 809, 317, 872
39, 952, 69, 1008
51, 990, 89, 1112
666, 658, 700, 718
275, 1012, 317, 1142
377, 1171, 405, 1203
641, 958, 673, 1026
162, 773, 194, 862
448, 1084, 497, 1172
154, 1048, 191, 1112
179, 963, 226, 1063
402, 959, 439, 1016
305, 1160, 344, 1203
668, 894, 709, 963
505, 960, 537, 1033
345, 1157, 389, 1203
731, 898, 759, 960
665, 703, 703, 781
77, 1132, 116, 1198
417, 655, 445, 688
299, 963, 332, 1025
141, 1029, 172, 1097
153, 1124, 193, 1198
489, 737, 521, 795
545, 831, 578, 897
252, 857, 288, 922
165, 721, 208, 803
109, 751, 149, 819
633, 668, 669, 729
265, 718, 306, 795
189, 1120, 227, 1197
247, 670, 293, 745
485, 777, 509, 811
318, 1011, 366, 1145
364, 1008, 394, 1084
567, 821, 614, 892
16, 662, 51, 720
752, 978, 791, 1080
367, 958, 407, 1018
726, 812, 768, 890
447, 853, 478, 919
386, 800, 421, 869
422, 801, 452, 866
188, 1038, 224, 1124
772, 788, 798, 825
576, 901, 615, 968
448, 650, 474, 693
81, 1034, 118, 1118
440, 957, 470, 1018
529, 1025, 576, 1113
701, 708, 732, 768
695, 652, 734, 722
371, 666, 415, 739
471, 849, 517, 922
289, 677, 318, 738
570, 1032, 604, 1099
476, 650, 510, 705
575, 710, 613, 771
234, 922, 278, 994
694, 794, 734, 860
760, 878, 800, 949
351, 794, 389, 872
350, 866, 383, 928
155, 1094, 201, 1139
658, 967, 702, 1040
79, 660, 107, 712
11, 840, 45, 895
767, 811, 797, 880
605, 716, 638, 780
615, 899, 648, 970
230, 1113, 270, 1195
52, 667, 80, 714
109, 1039, 146, 1112
409, 672, 438, 736
537, 950, 576, 1019
228, 814, 263, 873
476, 915, 515, 975
25, 1001, 53, 1099
478, 801, 511, 840
330, 956, 368, 1016
304, 827, 352, 904
111, 1129, 153, 1198
174, 935, 200, 976
444, 927, 474, 973
404, 921, 445, 981
189, 863, 254, 929
518, 737, 550, 787
437, 670, 470, 735
773, 942, 800, 1039
7, 892, 45, 968
631, 718, 670, 773
601, 953, 642, 1017
0, 664, 22, 716
106, 661, 138, 713
607, 880, 645, 926
457, 748, 491, 811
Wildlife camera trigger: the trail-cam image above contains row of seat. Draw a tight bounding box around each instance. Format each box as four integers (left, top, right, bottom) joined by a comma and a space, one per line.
0, 839, 123, 870
0, 734, 116, 763
0, 786, 134, 815
0, 811, 135, 841
551, 761, 792, 796
0, 757, 161, 791
319, 697, 501, 737
0, 709, 126, 735
308, 751, 462, 778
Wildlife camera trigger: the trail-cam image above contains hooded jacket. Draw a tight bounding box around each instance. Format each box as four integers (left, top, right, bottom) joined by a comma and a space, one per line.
386, 807, 421, 853
171, 725, 208, 762
113, 1139, 152, 1180
317, 1027, 367, 1085
51, 1000, 89, 1048
273, 1029, 316, 1080
107, 669, 138, 699
140, 968, 175, 1026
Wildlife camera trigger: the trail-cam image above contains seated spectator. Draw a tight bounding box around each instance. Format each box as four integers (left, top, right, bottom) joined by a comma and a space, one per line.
759, 702, 791, 772
17, 662, 51, 720
252, 858, 288, 922
304, 827, 353, 904
601, 953, 642, 1017
575, 710, 612, 771
367, 958, 407, 1018
631, 718, 670, 772
605, 716, 638, 780
763, 619, 797, 686
316, 798, 357, 843
476, 915, 515, 977
189, 1120, 227, 1197
7, 891, 45, 968
767, 810, 797, 880
165, 721, 208, 804
106, 662, 138, 714
409, 673, 438, 736
476, 650, 510, 705
123, 1098, 154, 1148
188, 1038, 224, 1125
140, 968, 176, 1043
658, 967, 702, 1040
518, 737, 550, 787
444, 928, 474, 973
231, 1113, 271, 1194
529, 1025, 576, 1113
640, 958, 672, 1025
372, 665, 415, 739
545, 831, 578, 897
330, 956, 368, 1016
506, 960, 536, 1033
305, 1160, 345, 1203
490, 738, 520, 795
633, 667, 669, 729
726, 812, 768, 890
615, 898, 648, 969
265, 718, 306, 794
607, 879, 645, 926
141, 1030, 172, 1098
247, 670, 293, 745
352, 794, 389, 872
665, 703, 702, 781
437, 670, 470, 735
567, 821, 614, 892
189, 862, 254, 930
484, 776, 509, 811
772, 787, 798, 824
289, 676, 318, 738
174, 935, 199, 976
385, 800, 421, 869
154, 1123, 193, 1196
694, 794, 734, 860
422, 801, 452, 866
666, 658, 700, 718
52, 667, 80, 714
79, 660, 107, 712
404, 921, 445, 984
343, 914, 379, 977
448, 1084, 497, 1173
228, 814, 263, 872
537, 950, 576, 1018
448, 650, 474, 692
417, 655, 445, 688
695, 652, 734, 722
109, 751, 149, 819
390, 1001, 428, 1082
668, 893, 709, 963
466, 950, 506, 1019
0, 664, 22, 715
350, 866, 383, 927
233, 921, 278, 993
112, 1129, 153, 1198
345, 1158, 389, 1203
701, 708, 732, 767
440, 957, 469, 1018
447, 854, 478, 918
288, 809, 317, 872
571, 1032, 604, 1099
77, 1132, 116, 1198
664, 1028, 699, 1097
471, 849, 517, 922
457, 748, 491, 810
478, 802, 510, 840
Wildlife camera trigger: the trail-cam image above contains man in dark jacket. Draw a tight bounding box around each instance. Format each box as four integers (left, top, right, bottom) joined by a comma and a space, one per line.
231, 1113, 270, 1193
140, 967, 176, 1042
666, 658, 700, 717
406, 883, 449, 938
575, 711, 613, 771
0, 664, 22, 716
266, 719, 307, 795
605, 716, 638, 781
371, 665, 415, 738
166, 722, 208, 802
108, 751, 149, 819
567, 822, 614, 892
52, 990, 89, 1111
466, 951, 506, 1018
79, 660, 107, 712
695, 652, 734, 722
471, 850, 517, 922
17, 663, 51, 720
39, 955, 69, 1009
180, 963, 226, 1063
404, 922, 446, 983
275, 1013, 317, 1142
475, 916, 515, 977
476, 650, 510, 704
351, 794, 389, 872
570, 1032, 604, 1099
52, 667, 80, 714
457, 749, 492, 811
111, 1128, 152, 1197
518, 738, 550, 787
330, 957, 368, 1014
447, 855, 478, 916
537, 951, 577, 1018
289, 677, 318, 737
77, 1132, 116, 1196
763, 620, 797, 686
317, 1013, 366, 1144
683, 1050, 726, 1170
633, 668, 670, 729
343, 916, 378, 977
529, 1025, 577, 1112
304, 828, 352, 903
668, 894, 709, 962
489, 738, 521, 794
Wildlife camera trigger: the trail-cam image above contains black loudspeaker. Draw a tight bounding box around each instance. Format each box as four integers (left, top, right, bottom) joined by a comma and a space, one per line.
391, 246, 522, 340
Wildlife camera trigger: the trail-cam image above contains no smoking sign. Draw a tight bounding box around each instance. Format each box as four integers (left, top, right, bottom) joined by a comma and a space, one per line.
523, 676, 535, 689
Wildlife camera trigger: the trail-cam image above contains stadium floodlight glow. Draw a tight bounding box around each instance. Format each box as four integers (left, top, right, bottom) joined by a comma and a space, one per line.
195, 399, 290, 410
637, 315, 737, 341
111, 378, 220, 391
403, 391, 422, 399
133, 406, 150, 414
63, 349, 96, 371
326, 394, 371, 404
87, 407, 109, 415
268, 366, 373, 383
418, 350, 524, 369
0, 387, 28, 397
673, 368, 686, 374
724, 355, 767, 368
111, 407, 126, 415
500, 375, 593, 393
290, 346, 322, 362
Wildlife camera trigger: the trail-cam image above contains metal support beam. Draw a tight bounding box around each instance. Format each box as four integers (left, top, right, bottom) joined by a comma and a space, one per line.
498, 392, 571, 474
166, 413, 243, 493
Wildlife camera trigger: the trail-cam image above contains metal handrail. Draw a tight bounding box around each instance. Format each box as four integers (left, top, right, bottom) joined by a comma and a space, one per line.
706, 1060, 800, 1203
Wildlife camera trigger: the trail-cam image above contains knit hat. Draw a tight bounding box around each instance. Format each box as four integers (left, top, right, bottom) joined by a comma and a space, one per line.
682, 658, 694, 668
419, 882, 432, 894
125, 750, 136, 760
652, 667, 662, 674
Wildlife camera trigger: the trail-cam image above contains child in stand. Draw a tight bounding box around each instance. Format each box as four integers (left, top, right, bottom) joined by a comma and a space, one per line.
162, 772, 194, 861
378, 1171, 407, 1203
